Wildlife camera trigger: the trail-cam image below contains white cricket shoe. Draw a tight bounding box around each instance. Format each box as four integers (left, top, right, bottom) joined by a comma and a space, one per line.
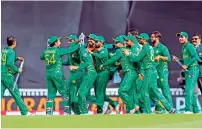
129, 106, 140, 114
26, 112, 36, 116
184, 111, 193, 114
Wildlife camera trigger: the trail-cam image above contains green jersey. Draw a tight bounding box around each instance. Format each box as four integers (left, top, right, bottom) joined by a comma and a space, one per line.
103, 47, 135, 73
129, 43, 154, 70
78, 46, 96, 73
40, 45, 79, 76
182, 42, 199, 68
153, 42, 171, 72
92, 47, 109, 72
1, 47, 19, 76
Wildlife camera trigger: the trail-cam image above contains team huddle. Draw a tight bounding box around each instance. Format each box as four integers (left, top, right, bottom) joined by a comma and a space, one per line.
1, 29, 202, 115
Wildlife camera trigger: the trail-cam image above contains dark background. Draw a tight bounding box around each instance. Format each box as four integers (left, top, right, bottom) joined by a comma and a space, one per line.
2, 1, 202, 88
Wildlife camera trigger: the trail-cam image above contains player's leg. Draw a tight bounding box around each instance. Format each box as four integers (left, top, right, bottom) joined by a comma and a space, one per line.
6, 77, 28, 115
185, 67, 199, 113
53, 76, 70, 114
46, 76, 57, 115
1, 80, 6, 99
78, 72, 97, 114
158, 72, 173, 108
118, 71, 137, 113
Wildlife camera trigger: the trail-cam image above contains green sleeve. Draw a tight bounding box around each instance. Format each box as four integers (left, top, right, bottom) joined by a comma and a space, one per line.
186, 45, 199, 67
129, 48, 146, 62
7, 51, 19, 72
92, 48, 108, 59
162, 46, 171, 62
78, 50, 91, 70
58, 45, 79, 56
15, 57, 18, 62
103, 49, 122, 66
40, 50, 45, 60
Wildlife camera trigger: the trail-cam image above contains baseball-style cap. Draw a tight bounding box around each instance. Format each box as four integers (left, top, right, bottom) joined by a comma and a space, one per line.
137, 33, 150, 41
176, 32, 188, 38
124, 35, 138, 44
86, 33, 97, 40
95, 36, 105, 43
48, 36, 61, 45
112, 35, 126, 44
66, 34, 78, 41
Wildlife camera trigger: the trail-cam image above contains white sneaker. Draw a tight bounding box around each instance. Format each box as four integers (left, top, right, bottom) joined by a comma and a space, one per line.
115, 104, 121, 114
26, 112, 36, 116
129, 106, 140, 114
184, 111, 193, 114
102, 102, 109, 114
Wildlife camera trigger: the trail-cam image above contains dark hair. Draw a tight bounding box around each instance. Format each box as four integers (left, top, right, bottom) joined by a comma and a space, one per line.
193, 33, 201, 39
7, 36, 16, 46
151, 31, 162, 39
49, 39, 58, 47
128, 28, 138, 35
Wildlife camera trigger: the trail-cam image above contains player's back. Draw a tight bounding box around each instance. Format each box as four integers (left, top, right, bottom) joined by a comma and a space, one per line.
41, 47, 63, 76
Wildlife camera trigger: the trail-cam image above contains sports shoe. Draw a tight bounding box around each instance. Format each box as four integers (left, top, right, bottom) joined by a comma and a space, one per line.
169, 108, 176, 114
26, 112, 36, 116
102, 102, 109, 114
129, 106, 140, 114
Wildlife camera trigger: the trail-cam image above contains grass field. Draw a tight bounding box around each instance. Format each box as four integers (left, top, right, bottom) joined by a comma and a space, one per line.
2, 114, 202, 128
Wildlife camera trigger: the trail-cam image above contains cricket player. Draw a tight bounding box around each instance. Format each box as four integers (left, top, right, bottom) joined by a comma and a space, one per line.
40, 36, 79, 115
87, 36, 119, 114
192, 33, 202, 94
69, 40, 97, 115
62, 34, 81, 114
123, 33, 175, 114
1, 36, 31, 115
102, 35, 139, 114
150, 31, 173, 113
174, 32, 200, 114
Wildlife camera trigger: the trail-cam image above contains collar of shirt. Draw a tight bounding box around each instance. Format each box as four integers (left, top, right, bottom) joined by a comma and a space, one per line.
195, 43, 201, 48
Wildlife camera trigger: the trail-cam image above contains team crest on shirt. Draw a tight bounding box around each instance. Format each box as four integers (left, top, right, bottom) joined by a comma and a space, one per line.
83, 53, 87, 57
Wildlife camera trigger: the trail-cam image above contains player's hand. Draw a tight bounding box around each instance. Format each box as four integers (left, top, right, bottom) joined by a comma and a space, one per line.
18, 68, 23, 73
17, 57, 24, 61
182, 65, 188, 70
138, 74, 144, 80
119, 70, 123, 75
69, 66, 78, 70
154, 56, 160, 62
122, 49, 130, 56
87, 48, 93, 54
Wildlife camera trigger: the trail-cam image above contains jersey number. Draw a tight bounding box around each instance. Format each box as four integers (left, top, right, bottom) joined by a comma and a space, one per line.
1, 54, 7, 65
45, 54, 56, 65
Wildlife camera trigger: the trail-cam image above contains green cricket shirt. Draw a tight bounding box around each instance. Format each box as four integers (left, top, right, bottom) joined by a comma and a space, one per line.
153, 42, 171, 72
40, 45, 79, 76
1, 47, 19, 76
182, 42, 199, 68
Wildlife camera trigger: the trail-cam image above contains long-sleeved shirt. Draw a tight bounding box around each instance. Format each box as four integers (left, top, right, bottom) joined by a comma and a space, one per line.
182, 42, 199, 68
153, 42, 171, 72
128, 43, 154, 71
92, 47, 109, 72
40, 45, 79, 76
78, 46, 96, 73
103, 47, 135, 73
1, 47, 19, 76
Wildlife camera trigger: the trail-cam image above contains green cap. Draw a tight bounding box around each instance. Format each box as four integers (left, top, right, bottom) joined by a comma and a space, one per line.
66, 34, 78, 41
176, 32, 188, 38
86, 33, 97, 40
124, 35, 138, 44
137, 33, 150, 41
95, 36, 105, 43
112, 35, 126, 44
48, 36, 61, 45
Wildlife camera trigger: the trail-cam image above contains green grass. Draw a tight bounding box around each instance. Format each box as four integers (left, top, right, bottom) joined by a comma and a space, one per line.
2, 114, 202, 128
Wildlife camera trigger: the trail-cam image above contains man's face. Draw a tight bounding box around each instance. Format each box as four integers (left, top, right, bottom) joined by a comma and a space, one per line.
95, 41, 102, 48
138, 38, 145, 45
13, 40, 17, 48
150, 34, 157, 43
115, 43, 123, 48
192, 36, 201, 46
88, 39, 96, 48
87, 37, 93, 43
67, 39, 74, 44
55, 39, 61, 48
178, 35, 188, 44
125, 39, 133, 46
